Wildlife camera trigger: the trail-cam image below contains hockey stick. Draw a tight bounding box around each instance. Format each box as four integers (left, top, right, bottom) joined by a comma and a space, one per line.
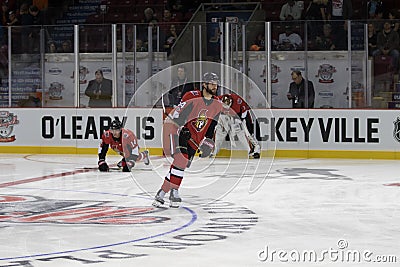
79, 166, 154, 172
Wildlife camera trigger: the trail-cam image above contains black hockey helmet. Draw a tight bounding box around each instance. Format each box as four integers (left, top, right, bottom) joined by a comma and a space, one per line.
110, 119, 122, 130
202, 72, 220, 85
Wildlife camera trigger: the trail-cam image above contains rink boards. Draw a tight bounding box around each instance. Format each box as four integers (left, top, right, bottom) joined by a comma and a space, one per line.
1, 108, 400, 159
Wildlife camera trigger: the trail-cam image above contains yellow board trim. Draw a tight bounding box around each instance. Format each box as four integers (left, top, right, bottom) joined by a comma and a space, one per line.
0, 147, 399, 160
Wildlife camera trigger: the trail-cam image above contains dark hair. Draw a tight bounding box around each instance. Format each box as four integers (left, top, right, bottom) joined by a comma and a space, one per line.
292, 70, 302, 76
29, 5, 39, 12
95, 69, 103, 76
177, 65, 186, 72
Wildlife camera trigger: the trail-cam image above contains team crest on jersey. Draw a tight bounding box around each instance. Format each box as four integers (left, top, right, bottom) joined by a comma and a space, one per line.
317, 64, 336, 83
393, 117, 400, 142
0, 111, 19, 142
192, 109, 208, 132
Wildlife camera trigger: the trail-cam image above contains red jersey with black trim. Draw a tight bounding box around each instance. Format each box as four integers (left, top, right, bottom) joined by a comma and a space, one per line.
98, 128, 139, 160
172, 90, 223, 147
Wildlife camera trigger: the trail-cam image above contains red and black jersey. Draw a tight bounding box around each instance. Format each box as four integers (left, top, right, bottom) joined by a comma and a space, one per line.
98, 128, 139, 160
171, 90, 223, 148
218, 93, 255, 135
218, 93, 250, 119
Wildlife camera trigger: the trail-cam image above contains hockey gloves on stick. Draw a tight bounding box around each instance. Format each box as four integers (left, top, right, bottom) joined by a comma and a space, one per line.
98, 159, 109, 172
199, 138, 215, 158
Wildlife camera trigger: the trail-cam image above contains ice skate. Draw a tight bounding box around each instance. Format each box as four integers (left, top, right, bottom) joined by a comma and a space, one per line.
152, 189, 165, 207
143, 150, 150, 165
169, 188, 182, 208
249, 144, 261, 159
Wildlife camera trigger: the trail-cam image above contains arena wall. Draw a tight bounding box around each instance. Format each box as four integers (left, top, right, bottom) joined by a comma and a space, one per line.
1, 108, 399, 159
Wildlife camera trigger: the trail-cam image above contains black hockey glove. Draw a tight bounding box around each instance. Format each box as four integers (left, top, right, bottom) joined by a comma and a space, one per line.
199, 138, 215, 158
175, 127, 191, 154
179, 127, 191, 147
98, 159, 109, 172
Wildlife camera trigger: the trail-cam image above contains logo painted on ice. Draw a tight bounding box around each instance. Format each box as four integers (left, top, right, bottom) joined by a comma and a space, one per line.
317, 64, 336, 83
0, 194, 168, 225
393, 117, 400, 142
0, 111, 19, 142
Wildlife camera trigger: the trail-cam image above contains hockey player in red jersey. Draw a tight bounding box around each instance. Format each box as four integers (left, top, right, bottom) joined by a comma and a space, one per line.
98, 119, 150, 172
214, 93, 261, 158
153, 72, 223, 208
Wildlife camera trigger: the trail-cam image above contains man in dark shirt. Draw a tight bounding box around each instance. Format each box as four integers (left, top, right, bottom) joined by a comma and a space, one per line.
287, 70, 315, 108
85, 69, 113, 107
168, 65, 194, 107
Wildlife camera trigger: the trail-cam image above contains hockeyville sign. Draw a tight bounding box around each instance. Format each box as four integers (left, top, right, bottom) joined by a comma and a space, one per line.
1, 108, 400, 158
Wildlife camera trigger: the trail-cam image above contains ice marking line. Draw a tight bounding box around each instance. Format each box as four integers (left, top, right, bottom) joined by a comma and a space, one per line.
0, 187, 198, 261
0, 169, 92, 188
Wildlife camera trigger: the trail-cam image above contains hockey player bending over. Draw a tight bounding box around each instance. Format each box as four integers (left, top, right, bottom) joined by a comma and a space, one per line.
214, 93, 261, 159
98, 119, 150, 172
153, 72, 223, 208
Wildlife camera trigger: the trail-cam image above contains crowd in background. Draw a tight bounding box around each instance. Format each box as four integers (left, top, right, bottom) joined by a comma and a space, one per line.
0, 0, 398, 58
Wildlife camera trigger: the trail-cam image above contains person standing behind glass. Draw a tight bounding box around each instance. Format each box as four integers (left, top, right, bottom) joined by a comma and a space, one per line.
85, 69, 112, 107
287, 70, 315, 108
168, 65, 194, 107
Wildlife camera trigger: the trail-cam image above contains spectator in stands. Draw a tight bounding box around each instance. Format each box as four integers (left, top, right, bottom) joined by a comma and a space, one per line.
47, 41, 57, 53
116, 39, 122, 52
142, 7, 157, 24
7, 10, 19, 26
168, 65, 194, 107
277, 25, 302, 51
326, 0, 352, 35
304, 0, 328, 39
367, 0, 384, 19
305, 0, 328, 21
252, 33, 265, 51
162, 9, 176, 24
371, 6, 384, 33
332, 20, 348, 50
287, 70, 315, 108
368, 23, 379, 57
136, 39, 147, 52
1, 2, 9, 26
85, 69, 112, 108
315, 23, 335, 50
374, 21, 400, 72
327, 0, 352, 20
19, 3, 32, 53
58, 40, 73, 53
125, 26, 134, 52
388, 9, 400, 34
279, 0, 302, 21
29, 5, 43, 25
169, 0, 185, 13
164, 24, 178, 56
144, 19, 165, 52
